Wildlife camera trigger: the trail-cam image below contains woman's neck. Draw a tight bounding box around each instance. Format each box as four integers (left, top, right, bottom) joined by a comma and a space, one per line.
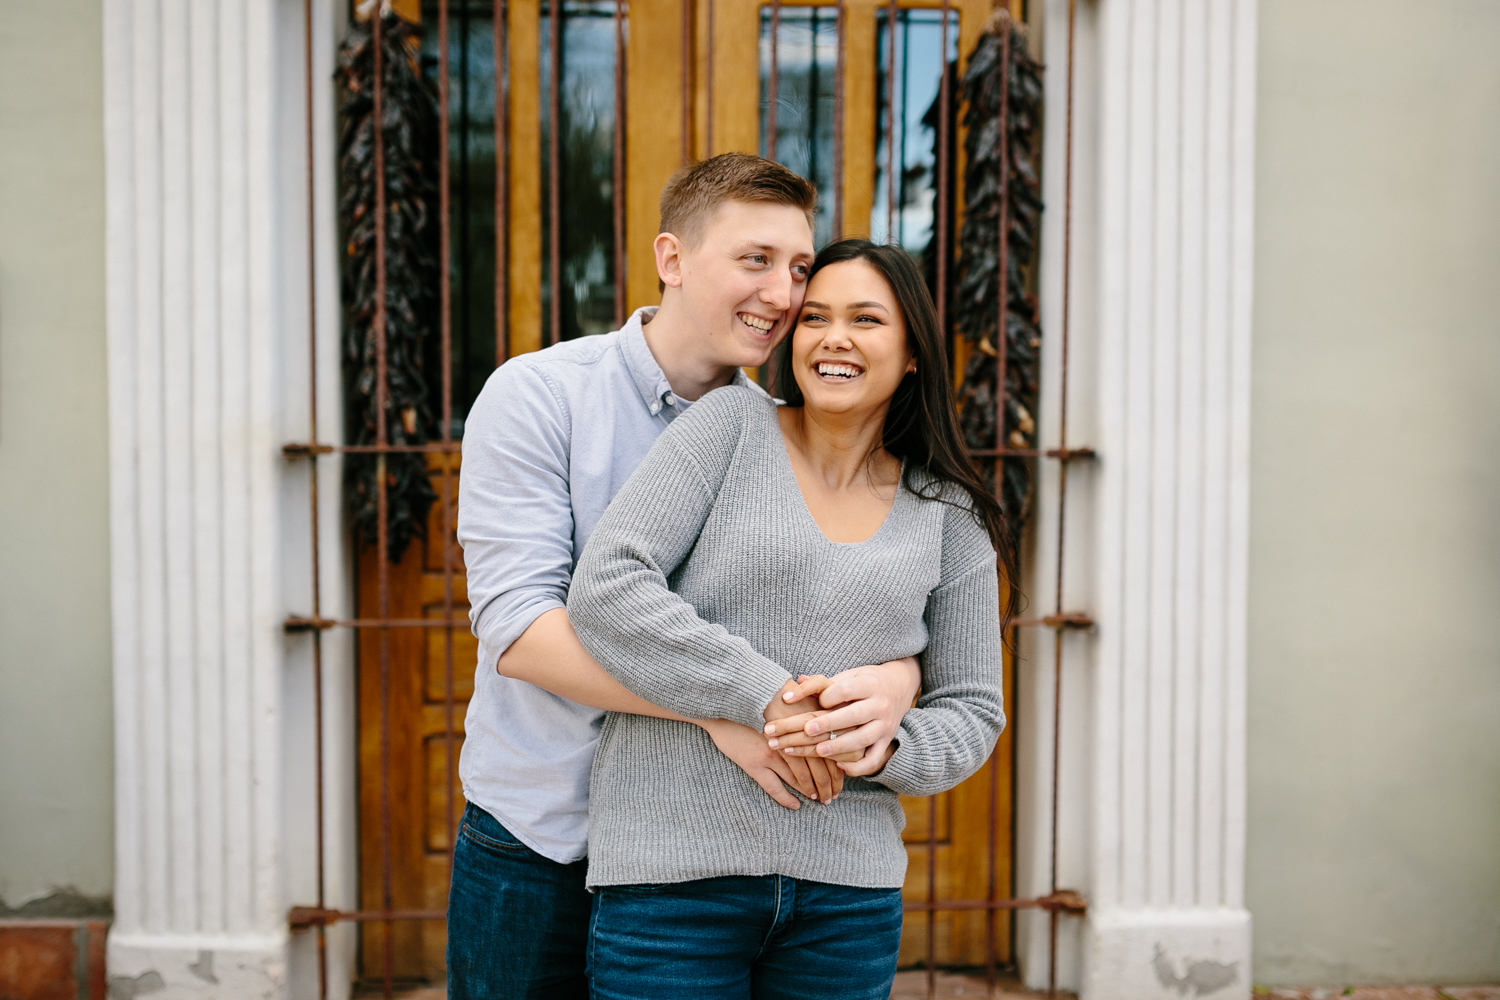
779, 403, 899, 493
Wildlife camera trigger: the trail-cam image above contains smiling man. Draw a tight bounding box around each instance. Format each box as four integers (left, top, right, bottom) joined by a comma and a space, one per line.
450, 155, 923, 999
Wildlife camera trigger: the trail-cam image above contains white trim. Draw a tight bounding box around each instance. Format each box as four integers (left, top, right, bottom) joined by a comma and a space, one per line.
104, 0, 350, 993
1020, 0, 1257, 995
106, 932, 289, 1000
1083, 908, 1251, 999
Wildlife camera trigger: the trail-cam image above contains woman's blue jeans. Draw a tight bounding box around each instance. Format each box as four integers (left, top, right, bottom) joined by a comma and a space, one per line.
587, 875, 904, 1000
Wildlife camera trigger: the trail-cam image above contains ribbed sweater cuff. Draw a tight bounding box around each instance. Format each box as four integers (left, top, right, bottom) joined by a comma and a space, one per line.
870, 739, 927, 797
722, 660, 792, 731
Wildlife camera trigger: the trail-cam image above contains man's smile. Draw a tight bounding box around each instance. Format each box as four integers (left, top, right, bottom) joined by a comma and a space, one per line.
738, 312, 776, 334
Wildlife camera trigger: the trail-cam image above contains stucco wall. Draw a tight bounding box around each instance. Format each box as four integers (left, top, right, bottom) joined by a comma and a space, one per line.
1249, 0, 1500, 986
0, 0, 113, 910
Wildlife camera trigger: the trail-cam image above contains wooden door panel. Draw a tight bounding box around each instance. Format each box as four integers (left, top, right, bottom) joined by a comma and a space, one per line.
898, 724, 1015, 966
423, 612, 476, 704
425, 736, 465, 853
901, 790, 954, 842
358, 454, 468, 981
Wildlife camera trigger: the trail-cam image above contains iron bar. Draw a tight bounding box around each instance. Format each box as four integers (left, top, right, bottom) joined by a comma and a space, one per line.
705, 0, 714, 156
285, 441, 460, 454
902, 891, 1086, 914
300, 0, 327, 996
299, 434, 1142, 460
1010, 613, 1094, 631
926, 792, 937, 998
285, 612, 1099, 636
370, 10, 395, 997
885, 0, 898, 241
613, 0, 626, 327
935, 0, 950, 339
438, 0, 458, 924
284, 445, 1090, 466
990, 20, 1012, 982
548, 0, 562, 348
898, 8, 911, 245
986, 725, 999, 995
290, 908, 448, 929
680, 0, 691, 165
285, 616, 469, 631
766, 0, 779, 161
459, 2, 472, 377
995, 9, 1011, 487
495, 0, 510, 366
987, 21, 1011, 991
967, 446, 1094, 460
1047, 2, 1080, 996
832, 0, 845, 238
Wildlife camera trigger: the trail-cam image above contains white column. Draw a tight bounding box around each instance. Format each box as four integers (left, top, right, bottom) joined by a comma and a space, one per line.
103, 0, 303, 993
1020, 1, 1257, 997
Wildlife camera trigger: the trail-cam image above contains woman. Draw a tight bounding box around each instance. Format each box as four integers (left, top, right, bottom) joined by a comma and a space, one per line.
567, 239, 1015, 999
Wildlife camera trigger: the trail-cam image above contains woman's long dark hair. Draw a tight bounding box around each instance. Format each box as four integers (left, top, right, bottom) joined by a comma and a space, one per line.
774, 239, 1019, 621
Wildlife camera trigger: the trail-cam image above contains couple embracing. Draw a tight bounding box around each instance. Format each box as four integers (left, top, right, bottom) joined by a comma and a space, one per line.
451, 153, 1013, 999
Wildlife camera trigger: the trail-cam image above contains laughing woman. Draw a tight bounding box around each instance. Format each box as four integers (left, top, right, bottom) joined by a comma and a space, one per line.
567, 239, 1014, 1000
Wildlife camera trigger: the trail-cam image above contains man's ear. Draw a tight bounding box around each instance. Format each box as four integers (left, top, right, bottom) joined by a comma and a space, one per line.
655, 232, 686, 289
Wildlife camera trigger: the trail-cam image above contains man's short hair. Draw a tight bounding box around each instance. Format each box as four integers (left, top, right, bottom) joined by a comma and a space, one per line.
658, 153, 817, 249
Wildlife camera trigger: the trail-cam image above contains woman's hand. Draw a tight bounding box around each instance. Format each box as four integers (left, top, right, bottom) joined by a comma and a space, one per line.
762, 656, 921, 776
699, 719, 843, 807
762, 681, 846, 801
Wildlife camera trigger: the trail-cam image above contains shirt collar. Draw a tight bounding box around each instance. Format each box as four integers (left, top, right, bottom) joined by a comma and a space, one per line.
616, 306, 754, 416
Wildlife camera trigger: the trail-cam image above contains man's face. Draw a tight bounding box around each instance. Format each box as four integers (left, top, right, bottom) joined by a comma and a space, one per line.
670, 200, 816, 369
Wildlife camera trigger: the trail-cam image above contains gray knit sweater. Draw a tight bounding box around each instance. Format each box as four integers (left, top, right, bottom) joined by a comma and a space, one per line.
568, 386, 1004, 889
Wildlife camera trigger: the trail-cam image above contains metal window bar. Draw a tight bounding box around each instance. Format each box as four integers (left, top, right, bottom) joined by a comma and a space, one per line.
285, 2, 1090, 999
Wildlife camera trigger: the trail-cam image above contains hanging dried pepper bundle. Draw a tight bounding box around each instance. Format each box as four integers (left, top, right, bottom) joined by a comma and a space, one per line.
953, 11, 1045, 536
337, 11, 439, 562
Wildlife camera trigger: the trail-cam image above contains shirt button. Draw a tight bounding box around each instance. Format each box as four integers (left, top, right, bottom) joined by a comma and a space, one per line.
664, 394, 676, 406
650, 402, 660, 414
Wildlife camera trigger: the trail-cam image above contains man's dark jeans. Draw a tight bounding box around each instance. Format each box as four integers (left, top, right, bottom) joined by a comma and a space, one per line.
447, 802, 590, 1000
587, 874, 904, 999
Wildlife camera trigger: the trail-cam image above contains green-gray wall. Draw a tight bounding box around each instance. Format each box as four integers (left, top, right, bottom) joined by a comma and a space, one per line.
0, 0, 113, 912
1249, 0, 1500, 986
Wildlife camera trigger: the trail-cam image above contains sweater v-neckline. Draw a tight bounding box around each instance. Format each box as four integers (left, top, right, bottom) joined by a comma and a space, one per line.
769, 405, 908, 547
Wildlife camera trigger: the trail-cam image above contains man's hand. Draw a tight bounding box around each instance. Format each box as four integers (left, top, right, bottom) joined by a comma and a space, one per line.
699, 719, 842, 807
762, 656, 920, 777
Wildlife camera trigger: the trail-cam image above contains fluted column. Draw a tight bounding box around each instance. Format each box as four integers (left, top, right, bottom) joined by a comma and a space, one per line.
1019, 1, 1257, 997
104, 0, 295, 993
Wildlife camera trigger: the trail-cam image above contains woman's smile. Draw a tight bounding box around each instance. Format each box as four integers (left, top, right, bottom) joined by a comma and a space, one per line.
813, 360, 865, 382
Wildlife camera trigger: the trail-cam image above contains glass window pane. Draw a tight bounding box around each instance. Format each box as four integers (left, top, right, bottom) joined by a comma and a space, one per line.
422, 0, 500, 432
541, 1, 621, 342
872, 6, 958, 254
759, 6, 839, 248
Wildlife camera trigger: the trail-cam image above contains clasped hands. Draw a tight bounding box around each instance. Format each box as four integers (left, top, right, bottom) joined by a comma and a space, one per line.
700, 656, 919, 811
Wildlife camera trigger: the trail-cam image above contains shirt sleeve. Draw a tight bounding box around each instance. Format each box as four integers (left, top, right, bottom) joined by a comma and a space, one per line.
458, 361, 577, 666
566, 390, 792, 731
873, 504, 1006, 798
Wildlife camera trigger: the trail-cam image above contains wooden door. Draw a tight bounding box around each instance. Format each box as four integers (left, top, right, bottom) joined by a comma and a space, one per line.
357, 0, 1018, 979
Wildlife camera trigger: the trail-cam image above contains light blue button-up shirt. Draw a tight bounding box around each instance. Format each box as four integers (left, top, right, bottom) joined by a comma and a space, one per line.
457, 306, 762, 863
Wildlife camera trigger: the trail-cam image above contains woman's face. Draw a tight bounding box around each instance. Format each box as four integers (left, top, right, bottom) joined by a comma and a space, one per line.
790, 259, 916, 419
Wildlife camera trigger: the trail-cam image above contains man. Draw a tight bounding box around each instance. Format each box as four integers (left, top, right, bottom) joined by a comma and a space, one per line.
451, 153, 921, 998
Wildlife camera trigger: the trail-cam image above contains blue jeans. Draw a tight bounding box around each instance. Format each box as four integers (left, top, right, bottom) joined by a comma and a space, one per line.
587, 875, 904, 1000
447, 802, 590, 1000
